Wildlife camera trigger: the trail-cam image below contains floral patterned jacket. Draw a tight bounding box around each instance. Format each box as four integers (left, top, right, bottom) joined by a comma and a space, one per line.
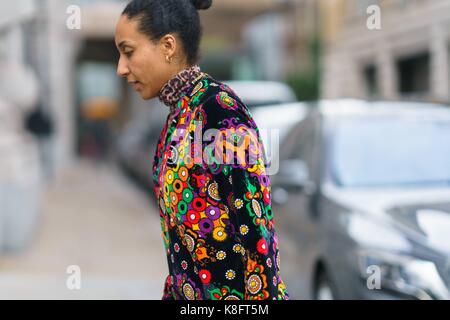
153, 69, 289, 300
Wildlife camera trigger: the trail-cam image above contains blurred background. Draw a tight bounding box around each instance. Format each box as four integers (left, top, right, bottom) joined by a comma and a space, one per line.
0, 0, 450, 299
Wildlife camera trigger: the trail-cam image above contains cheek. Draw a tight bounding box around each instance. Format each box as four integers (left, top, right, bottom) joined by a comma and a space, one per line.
140, 67, 161, 99
142, 59, 167, 95
131, 46, 167, 98
133, 52, 152, 82
128, 58, 144, 79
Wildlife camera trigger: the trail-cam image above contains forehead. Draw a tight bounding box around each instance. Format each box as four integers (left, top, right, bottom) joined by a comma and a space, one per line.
115, 15, 143, 46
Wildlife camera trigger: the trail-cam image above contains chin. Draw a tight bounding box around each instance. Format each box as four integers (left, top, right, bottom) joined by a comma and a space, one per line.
140, 90, 157, 101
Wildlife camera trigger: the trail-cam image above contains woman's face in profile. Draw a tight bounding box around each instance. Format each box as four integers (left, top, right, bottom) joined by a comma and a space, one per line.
115, 15, 168, 100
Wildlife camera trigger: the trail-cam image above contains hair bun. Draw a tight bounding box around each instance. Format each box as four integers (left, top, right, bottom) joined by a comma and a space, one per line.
190, 0, 212, 10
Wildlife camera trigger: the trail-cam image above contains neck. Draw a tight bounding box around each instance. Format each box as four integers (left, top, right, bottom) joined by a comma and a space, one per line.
167, 62, 191, 83
158, 65, 203, 114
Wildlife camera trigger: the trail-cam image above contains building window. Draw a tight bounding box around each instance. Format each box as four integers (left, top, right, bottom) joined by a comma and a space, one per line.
448, 44, 450, 100
397, 52, 430, 96
0, 30, 7, 60
352, 0, 380, 17
363, 64, 378, 98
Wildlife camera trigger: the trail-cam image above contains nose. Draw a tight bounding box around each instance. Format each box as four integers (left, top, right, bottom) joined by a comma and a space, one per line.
116, 56, 130, 78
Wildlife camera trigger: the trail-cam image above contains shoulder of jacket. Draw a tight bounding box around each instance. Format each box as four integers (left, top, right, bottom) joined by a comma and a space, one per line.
187, 74, 257, 128
187, 74, 222, 104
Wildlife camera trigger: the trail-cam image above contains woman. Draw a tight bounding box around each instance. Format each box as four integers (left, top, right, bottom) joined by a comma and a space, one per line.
115, 0, 289, 300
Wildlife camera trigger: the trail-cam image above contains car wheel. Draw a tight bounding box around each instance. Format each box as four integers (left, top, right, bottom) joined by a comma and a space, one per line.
314, 269, 337, 300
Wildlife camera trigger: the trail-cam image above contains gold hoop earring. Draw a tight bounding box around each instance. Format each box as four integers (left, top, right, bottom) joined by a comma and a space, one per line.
166, 55, 172, 63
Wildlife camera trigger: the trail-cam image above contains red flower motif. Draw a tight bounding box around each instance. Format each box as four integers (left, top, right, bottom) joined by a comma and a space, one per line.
187, 210, 200, 224
257, 238, 269, 255
263, 189, 271, 205
199, 269, 212, 284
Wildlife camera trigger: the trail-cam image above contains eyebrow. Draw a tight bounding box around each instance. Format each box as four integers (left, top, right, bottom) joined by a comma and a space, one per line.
117, 41, 132, 51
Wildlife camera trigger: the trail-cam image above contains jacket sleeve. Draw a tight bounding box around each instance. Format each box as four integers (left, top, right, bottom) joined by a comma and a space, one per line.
194, 88, 287, 300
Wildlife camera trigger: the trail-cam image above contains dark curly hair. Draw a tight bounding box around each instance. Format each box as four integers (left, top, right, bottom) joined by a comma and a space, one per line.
122, 0, 213, 65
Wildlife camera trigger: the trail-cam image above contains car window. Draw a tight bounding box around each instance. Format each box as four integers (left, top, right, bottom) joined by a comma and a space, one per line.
281, 118, 315, 164
331, 116, 450, 187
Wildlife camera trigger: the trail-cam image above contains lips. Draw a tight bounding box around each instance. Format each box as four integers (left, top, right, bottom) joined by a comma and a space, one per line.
128, 80, 142, 91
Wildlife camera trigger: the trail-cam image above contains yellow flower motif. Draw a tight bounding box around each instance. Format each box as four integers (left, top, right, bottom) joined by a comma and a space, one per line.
216, 91, 238, 110
185, 234, 195, 253
233, 244, 243, 253
213, 227, 227, 242
234, 198, 244, 209
225, 270, 236, 280
183, 283, 195, 300
165, 170, 175, 184
247, 274, 263, 295
208, 181, 221, 201
240, 225, 249, 235
216, 251, 226, 260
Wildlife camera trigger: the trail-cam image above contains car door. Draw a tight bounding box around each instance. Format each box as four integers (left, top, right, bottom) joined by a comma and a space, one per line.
273, 115, 321, 299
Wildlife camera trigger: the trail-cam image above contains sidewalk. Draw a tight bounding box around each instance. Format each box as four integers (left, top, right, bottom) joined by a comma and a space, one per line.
0, 161, 168, 299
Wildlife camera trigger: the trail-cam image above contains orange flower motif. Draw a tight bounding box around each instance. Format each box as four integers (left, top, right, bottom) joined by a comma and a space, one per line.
195, 246, 208, 261
245, 256, 269, 300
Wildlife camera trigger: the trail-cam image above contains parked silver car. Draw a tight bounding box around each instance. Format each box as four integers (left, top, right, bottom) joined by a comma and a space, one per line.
224, 80, 297, 108
272, 100, 450, 300
251, 102, 308, 176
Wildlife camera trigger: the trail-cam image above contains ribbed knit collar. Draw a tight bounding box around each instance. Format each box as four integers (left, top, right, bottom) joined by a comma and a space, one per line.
158, 65, 203, 115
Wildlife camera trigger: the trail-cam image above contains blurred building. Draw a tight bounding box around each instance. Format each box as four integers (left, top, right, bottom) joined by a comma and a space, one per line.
201, 0, 319, 85
1, 0, 82, 175
0, 1, 44, 251
0, 0, 114, 251
0, 0, 322, 184
320, 0, 450, 103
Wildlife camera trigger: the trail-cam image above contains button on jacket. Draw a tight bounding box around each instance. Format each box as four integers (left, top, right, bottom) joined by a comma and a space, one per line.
153, 71, 289, 300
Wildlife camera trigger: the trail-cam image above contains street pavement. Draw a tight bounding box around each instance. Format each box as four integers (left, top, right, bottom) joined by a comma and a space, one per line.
0, 161, 168, 299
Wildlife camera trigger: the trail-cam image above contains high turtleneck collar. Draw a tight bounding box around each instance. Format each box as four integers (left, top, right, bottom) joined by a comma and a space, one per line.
158, 65, 203, 115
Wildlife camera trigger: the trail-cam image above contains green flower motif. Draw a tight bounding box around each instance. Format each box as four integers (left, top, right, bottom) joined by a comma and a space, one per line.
190, 79, 209, 105
216, 91, 238, 110
208, 285, 244, 300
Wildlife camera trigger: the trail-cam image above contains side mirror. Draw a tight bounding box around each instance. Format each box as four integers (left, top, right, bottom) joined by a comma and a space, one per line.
273, 159, 315, 195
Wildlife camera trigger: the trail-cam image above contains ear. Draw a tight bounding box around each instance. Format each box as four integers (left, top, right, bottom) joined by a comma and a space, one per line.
159, 34, 177, 58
